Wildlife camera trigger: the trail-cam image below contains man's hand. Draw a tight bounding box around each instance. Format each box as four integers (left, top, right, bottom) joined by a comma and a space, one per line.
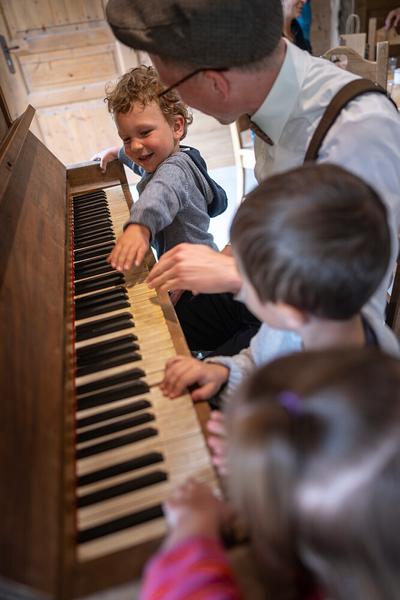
91, 145, 120, 172
107, 224, 150, 271
385, 7, 400, 29
146, 243, 242, 295
160, 355, 229, 402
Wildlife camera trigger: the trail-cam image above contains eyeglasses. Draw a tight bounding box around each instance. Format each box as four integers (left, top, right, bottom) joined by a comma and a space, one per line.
157, 67, 228, 98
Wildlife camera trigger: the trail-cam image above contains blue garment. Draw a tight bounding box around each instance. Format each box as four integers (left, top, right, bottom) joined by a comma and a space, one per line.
297, 0, 312, 42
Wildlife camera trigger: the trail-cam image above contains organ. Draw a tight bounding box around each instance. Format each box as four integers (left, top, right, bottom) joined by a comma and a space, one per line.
0, 92, 217, 599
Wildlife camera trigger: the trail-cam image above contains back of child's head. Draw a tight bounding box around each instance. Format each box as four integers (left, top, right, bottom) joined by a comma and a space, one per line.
105, 65, 193, 138
227, 348, 400, 600
230, 164, 390, 319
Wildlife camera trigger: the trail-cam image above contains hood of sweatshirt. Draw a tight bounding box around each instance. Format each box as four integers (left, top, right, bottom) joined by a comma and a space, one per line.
179, 146, 227, 217
118, 145, 228, 217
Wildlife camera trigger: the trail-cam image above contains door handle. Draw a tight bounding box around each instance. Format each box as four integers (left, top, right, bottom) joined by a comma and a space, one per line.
0, 35, 19, 74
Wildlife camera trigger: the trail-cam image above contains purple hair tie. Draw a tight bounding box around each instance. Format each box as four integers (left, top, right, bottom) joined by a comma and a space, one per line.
278, 391, 302, 414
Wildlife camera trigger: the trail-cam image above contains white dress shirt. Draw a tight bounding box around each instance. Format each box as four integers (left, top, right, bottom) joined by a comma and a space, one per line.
252, 40, 400, 322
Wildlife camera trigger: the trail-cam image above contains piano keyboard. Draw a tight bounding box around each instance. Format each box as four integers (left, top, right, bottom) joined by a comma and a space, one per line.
71, 186, 216, 562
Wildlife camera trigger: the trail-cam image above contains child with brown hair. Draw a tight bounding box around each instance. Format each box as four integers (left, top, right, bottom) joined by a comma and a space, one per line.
141, 348, 400, 600
161, 163, 399, 406
92, 65, 227, 270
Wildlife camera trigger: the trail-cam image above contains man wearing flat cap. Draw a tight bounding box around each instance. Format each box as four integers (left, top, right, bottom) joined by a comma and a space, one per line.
106, 0, 400, 355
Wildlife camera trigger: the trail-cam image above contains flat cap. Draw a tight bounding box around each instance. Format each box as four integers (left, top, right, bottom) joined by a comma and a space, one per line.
106, 0, 283, 68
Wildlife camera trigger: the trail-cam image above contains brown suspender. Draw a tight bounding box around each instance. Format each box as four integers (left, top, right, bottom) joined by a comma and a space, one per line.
304, 78, 397, 162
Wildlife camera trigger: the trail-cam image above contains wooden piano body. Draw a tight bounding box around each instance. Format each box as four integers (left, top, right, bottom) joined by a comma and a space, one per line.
0, 94, 216, 599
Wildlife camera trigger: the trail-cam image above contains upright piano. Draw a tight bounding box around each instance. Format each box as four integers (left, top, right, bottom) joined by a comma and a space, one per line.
0, 94, 217, 599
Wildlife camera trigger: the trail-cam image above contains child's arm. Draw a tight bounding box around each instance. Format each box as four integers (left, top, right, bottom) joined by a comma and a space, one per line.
163, 479, 223, 548
207, 411, 229, 476
160, 355, 229, 402
140, 480, 242, 600
127, 160, 194, 248
90, 145, 120, 172
107, 224, 150, 271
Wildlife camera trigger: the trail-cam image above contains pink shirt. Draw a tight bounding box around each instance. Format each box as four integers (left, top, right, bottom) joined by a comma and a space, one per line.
139, 535, 324, 600
139, 536, 242, 600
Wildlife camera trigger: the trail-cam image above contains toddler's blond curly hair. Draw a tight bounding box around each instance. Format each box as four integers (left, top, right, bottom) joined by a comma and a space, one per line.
105, 65, 193, 139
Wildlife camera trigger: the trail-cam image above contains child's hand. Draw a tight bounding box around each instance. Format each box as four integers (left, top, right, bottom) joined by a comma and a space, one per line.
160, 356, 229, 402
163, 479, 224, 549
90, 145, 120, 172
108, 224, 150, 271
207, 411, 228, 476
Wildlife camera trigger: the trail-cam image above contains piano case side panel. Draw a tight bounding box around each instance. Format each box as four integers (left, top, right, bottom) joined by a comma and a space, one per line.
0, 130, 67, 597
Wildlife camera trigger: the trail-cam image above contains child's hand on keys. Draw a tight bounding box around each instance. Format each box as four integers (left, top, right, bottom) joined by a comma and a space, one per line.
163, 479, 224, 549
160, 355, 229, 401
107, 224, 150, 271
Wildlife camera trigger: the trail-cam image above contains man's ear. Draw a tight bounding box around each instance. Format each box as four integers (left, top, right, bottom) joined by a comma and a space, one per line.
173, 115, 186, 140
202, 70, 230, 100
275, 302, 309, 328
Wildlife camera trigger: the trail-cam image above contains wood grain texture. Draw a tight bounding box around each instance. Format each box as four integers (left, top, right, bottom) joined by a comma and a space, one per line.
0, 129, 67, 595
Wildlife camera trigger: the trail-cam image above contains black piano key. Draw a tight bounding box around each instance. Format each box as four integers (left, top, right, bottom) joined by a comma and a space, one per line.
77, 470, 167, 508
74, 208, 110, 220
73, 197, 108, 208
74, 256, 110, 276
74, 243, 114, 262
74, 256, 113, 272
74, 218, 112, 232
76, 427, 157, 459
77, 412, 155, 443
77, 452, 163, 486
74, 273, 124, 295
74, 253, 112, 268
76, 367, 144, 396
77, 504, 163, 544
77, 334, 136, 358
74, 189, 106, 198
74, 191, 106, 203
74, 257, 113, 272
76, 399, 151, 429
74, 225, 113, 244
76, 351, 141, 377
74, 188, 106, 196
77, 338, 139, 366
76, 348, 142, 377
77, 380, 149, 410
74, 234, 115, 250
74, 192, 107, 202
74, 264, 115, 281
74, 228, 113, 244
75, 298, 130, 320
75, 313, 134, 342
73, 206, 110, 220
73, 212, 111, 228
75, 287, 127, 308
